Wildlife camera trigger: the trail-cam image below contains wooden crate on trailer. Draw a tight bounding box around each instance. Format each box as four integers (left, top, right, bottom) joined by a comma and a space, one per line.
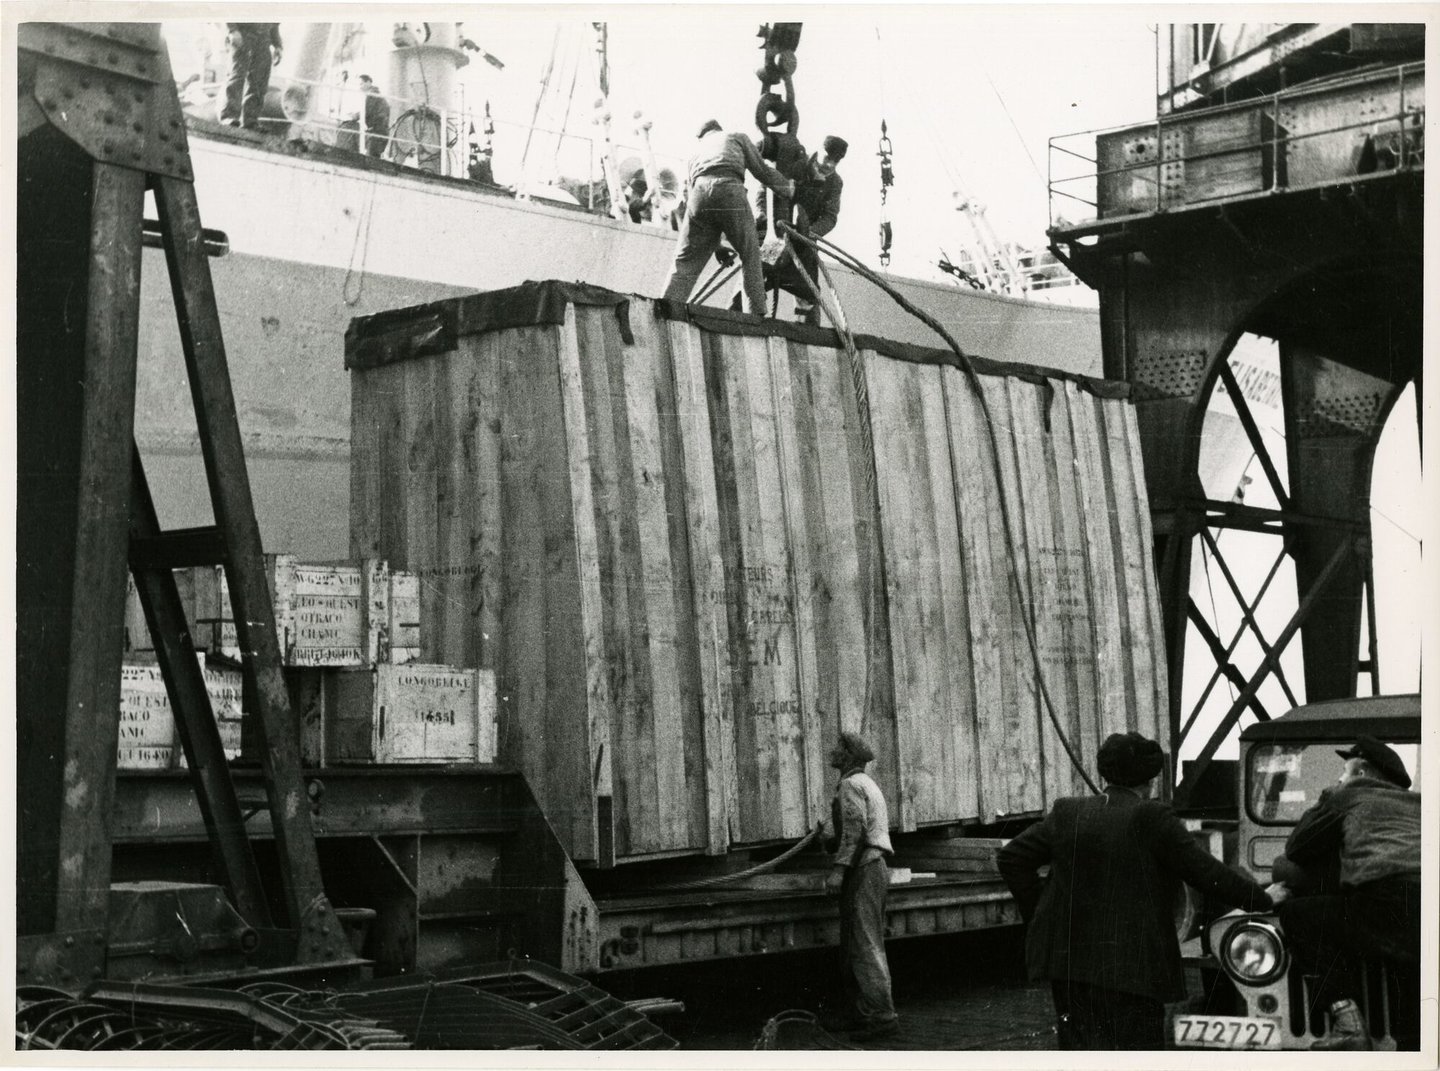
179, 556, 416, 666
320, 664, 496, 765
346, 281, 1167, 864
117, 656, 243, 770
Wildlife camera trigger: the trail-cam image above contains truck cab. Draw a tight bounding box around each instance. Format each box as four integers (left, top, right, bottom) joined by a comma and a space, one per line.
1178, 694, 1421, 1050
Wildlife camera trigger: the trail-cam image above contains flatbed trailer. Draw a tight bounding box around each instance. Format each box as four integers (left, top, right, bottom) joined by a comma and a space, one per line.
111, 766, 1019, 976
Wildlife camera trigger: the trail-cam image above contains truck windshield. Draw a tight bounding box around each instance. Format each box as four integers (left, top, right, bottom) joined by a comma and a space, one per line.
1247, 742, 1422, 824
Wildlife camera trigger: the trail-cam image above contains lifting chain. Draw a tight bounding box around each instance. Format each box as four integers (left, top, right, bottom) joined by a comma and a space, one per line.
754, 23, 803, 137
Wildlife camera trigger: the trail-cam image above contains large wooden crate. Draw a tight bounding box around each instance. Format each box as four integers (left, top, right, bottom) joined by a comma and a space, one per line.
347, 281, 1167, 863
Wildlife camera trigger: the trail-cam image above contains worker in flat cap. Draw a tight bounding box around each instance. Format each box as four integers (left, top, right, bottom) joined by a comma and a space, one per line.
998, 732, 1273, 1050
821, 730, 898, 1043
1267, 735, 1421, 1050
662, 119, 796, 316
752, 134, 847, 325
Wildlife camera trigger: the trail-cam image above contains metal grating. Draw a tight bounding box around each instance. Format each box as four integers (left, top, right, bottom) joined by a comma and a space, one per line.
335, 958, 677, 1050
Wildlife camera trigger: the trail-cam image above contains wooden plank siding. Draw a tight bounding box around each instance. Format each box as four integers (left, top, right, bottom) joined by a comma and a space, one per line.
663, 320, 736, 853
788, 342, 892, 820
347, 287, 1166, 862
866, 357, 976, 829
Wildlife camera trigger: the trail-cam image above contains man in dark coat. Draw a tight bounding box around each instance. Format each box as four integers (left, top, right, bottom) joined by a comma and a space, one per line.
220, 23, 282, 132
755, 135, 847, 324
359, 75, 391, 158
997, 732, 1274, 1050
1270, 735, 1421, 1050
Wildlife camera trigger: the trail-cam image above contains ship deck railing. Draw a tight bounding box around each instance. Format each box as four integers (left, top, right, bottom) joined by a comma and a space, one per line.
182, 72, 686, 216
1047, 59, 1424, 238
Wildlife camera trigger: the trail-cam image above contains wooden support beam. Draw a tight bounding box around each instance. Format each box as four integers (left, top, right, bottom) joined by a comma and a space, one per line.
128, 452, 272, 927
128, 525, 228, 570
51, 162, 147, 940
154, 173, 339, 953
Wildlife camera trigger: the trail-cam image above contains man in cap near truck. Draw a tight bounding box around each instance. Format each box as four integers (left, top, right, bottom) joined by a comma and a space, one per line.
1266, 735, 1421, 1050
662, 120, 796, 316
822, 730, 898, 1043
998, 731, 1274, 1050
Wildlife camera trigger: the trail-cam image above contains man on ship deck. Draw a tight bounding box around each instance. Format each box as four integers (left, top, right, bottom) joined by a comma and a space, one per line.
220, 23, 282, 133
662, 120, 796, 316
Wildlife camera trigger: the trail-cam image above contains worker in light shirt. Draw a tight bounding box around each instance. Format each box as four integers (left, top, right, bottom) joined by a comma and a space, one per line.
822, 731, 898, 1043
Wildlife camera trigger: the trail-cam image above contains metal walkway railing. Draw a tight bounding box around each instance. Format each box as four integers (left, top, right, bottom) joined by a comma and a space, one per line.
1049, 61, 1424, 234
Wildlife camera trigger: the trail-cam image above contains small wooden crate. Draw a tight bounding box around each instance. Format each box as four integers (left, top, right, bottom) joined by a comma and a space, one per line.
322, 664, 496, 765
117, 663, 180, 769
117, 657, 244, 770
278, 557, 378, 666
176, 663, 245, 769
188, 557, 416, 667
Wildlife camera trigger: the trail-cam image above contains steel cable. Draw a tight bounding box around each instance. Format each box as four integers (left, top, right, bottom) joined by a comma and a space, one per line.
647, 824, 824, 891
779, 224, 1100, 794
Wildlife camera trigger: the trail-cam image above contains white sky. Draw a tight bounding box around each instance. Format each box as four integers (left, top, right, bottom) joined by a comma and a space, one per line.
470, 10, 1159, 274
164, 9, 1161, 279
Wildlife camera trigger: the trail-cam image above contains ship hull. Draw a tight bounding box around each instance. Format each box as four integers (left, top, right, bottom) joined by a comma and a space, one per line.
139, 124, 1103, 558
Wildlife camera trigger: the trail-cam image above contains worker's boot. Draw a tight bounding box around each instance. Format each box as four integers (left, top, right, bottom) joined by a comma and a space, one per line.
1312, 999, 1372, 1050
794, 301, 820, 326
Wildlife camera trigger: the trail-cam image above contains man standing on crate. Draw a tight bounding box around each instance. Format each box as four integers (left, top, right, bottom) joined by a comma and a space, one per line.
757, 135, 847, 325
661, 120, 795, 315
1266, 736, 1421, 1050
997, 732, 1274, 1050
220, 23, 283, 132
822, 731, 899, 1044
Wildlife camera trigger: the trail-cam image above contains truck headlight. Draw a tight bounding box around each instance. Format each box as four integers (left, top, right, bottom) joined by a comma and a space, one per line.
1219, 920, 1287, 986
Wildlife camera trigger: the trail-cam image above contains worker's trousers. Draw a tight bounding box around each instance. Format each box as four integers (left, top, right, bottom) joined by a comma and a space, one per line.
1278, 875, 1421, 1024
839, 856, 896, 1025
663, 175, 767, 315
221, 33, 273, 131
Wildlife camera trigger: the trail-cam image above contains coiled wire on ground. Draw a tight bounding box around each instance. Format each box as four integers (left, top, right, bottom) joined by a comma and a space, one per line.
754, 1009, 857, 1050
14, 984, 411, 1051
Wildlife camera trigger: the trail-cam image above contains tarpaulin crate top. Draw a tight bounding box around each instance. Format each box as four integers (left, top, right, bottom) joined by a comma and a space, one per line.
346, 281, 1165, 865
